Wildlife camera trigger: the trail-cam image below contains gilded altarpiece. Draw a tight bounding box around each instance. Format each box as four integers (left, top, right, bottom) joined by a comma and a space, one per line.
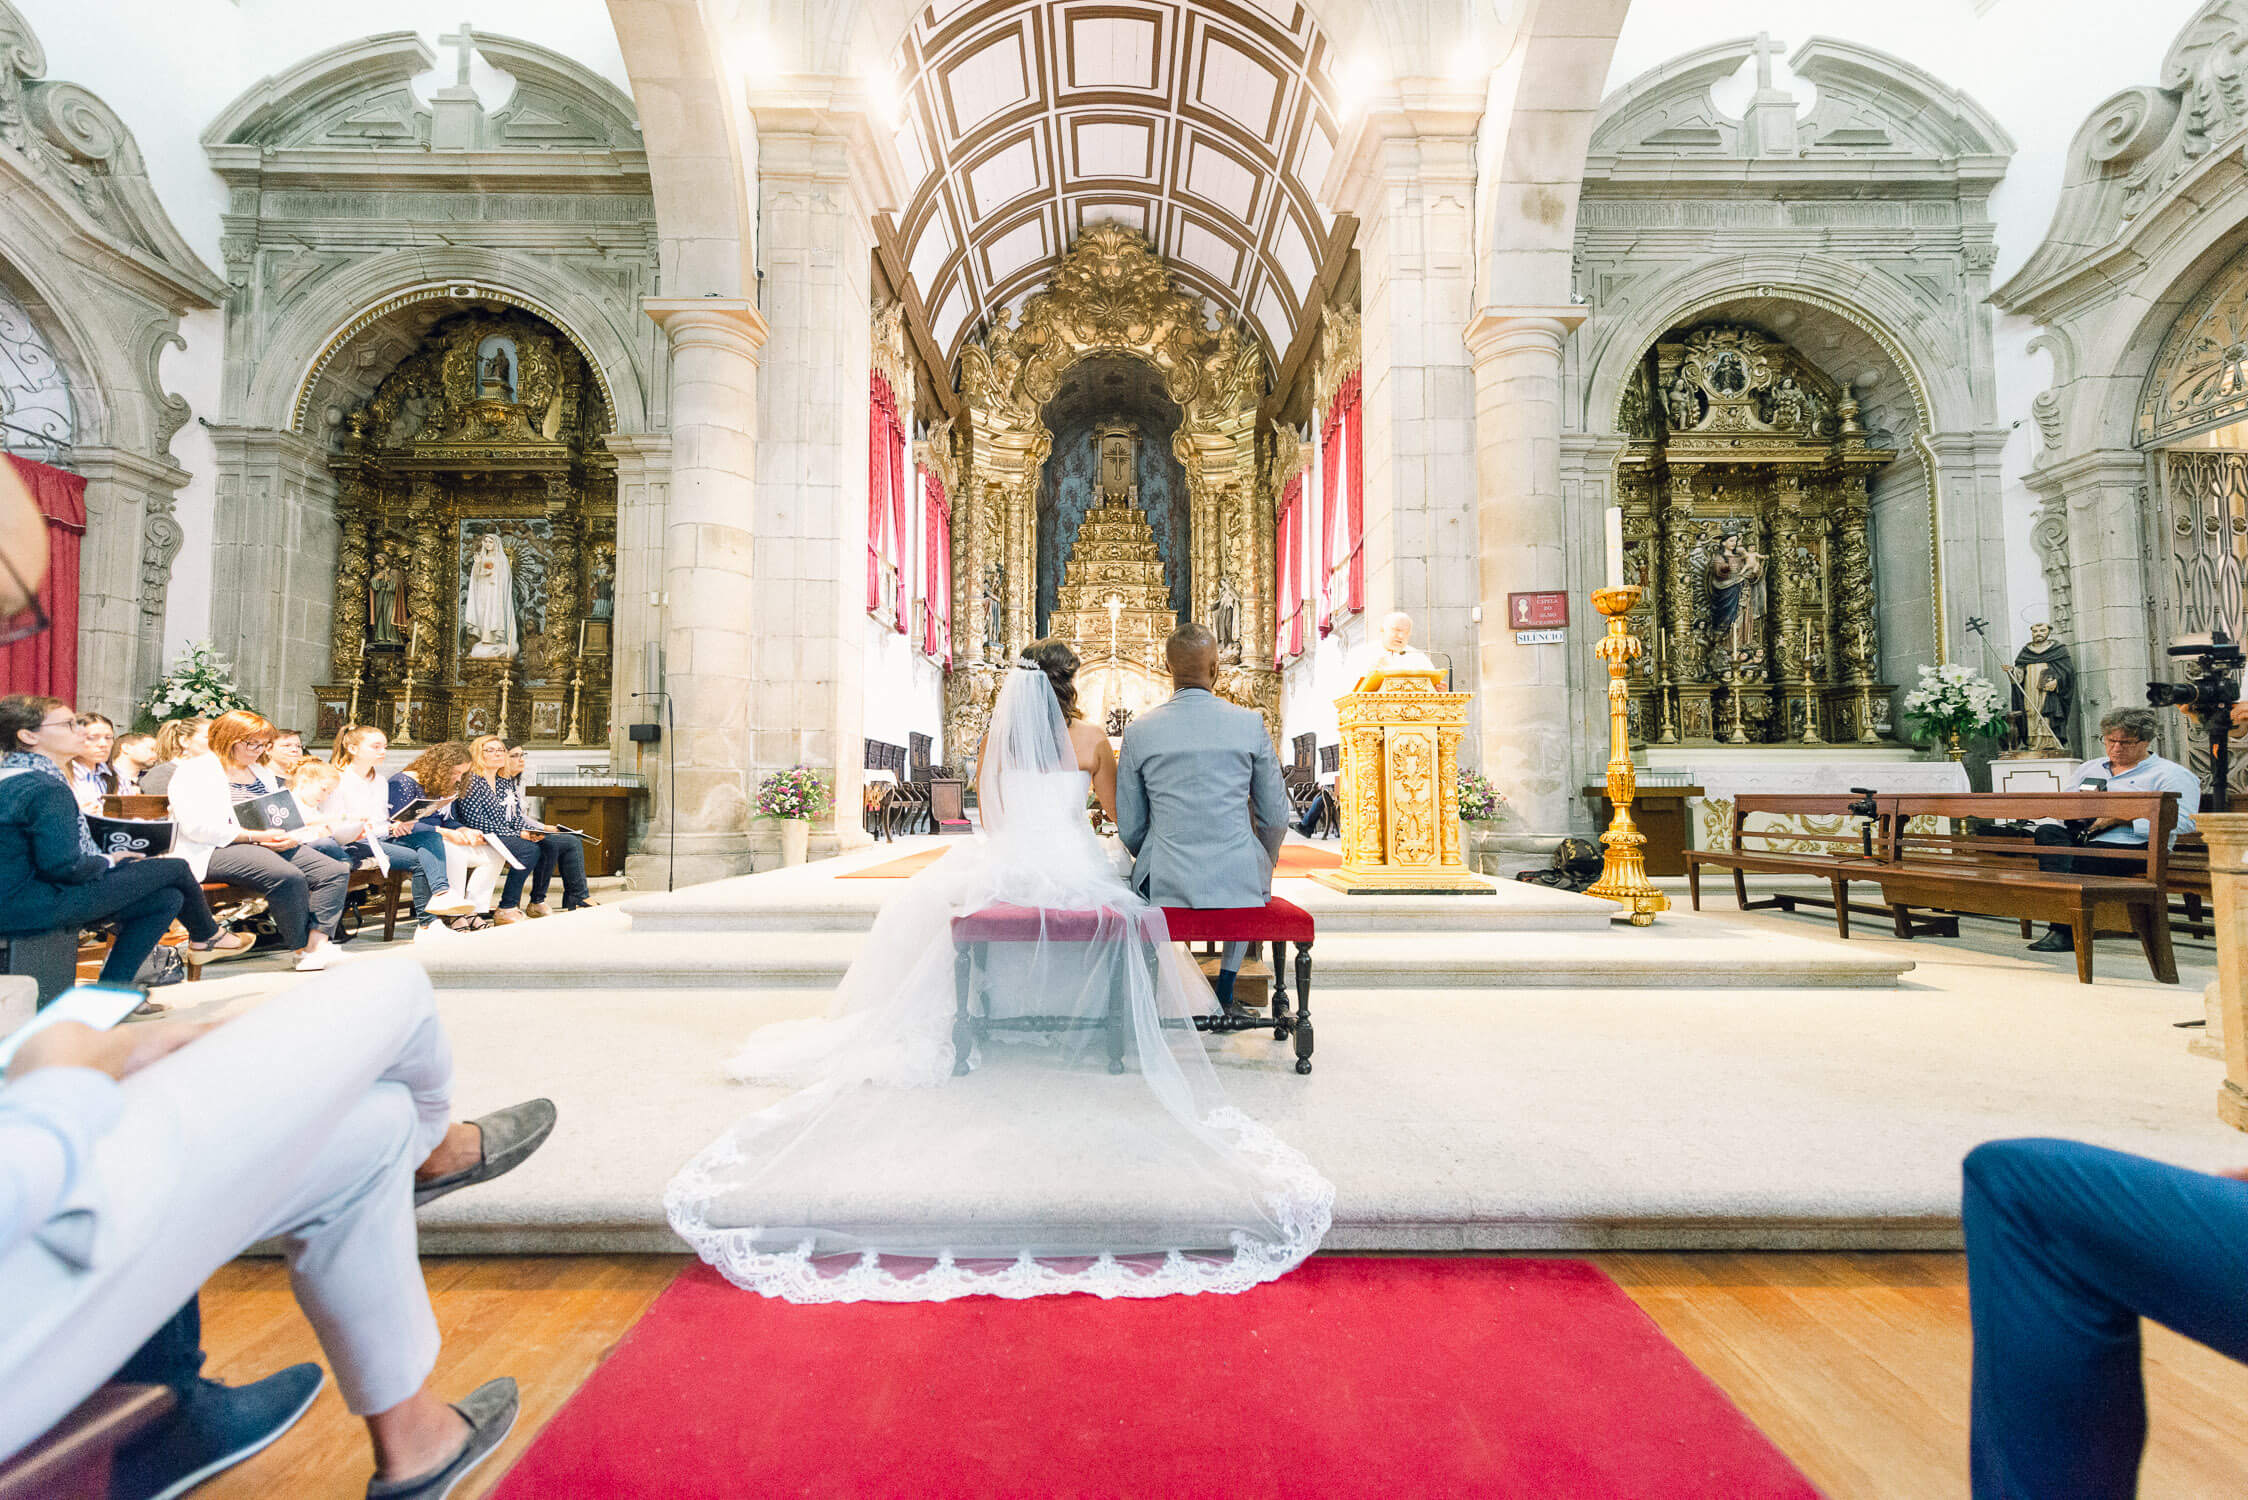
948, 226, 1277, 752
314, 310, 615, 746
1618, 325, 1896, 747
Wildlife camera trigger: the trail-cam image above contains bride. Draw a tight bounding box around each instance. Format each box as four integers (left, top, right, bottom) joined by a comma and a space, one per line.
665, 640, 1333, 1302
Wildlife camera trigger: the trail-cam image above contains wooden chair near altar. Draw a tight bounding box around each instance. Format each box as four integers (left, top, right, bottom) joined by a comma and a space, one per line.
949, 897, 1316, 1075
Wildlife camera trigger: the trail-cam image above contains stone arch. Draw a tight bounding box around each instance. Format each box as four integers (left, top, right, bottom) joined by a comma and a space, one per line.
604, 0, 755, 297
270, 261, 650, 445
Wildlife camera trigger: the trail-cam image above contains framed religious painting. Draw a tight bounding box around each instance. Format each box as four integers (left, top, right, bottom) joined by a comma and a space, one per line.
531, 700, 564, 740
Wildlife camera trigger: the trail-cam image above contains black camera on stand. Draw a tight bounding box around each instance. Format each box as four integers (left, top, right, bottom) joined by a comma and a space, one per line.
2147, 630, 2245, 811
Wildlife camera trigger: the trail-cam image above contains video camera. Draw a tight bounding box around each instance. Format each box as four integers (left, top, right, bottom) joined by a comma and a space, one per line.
2146, 630, 2244, 718
2147, 629, 2244, 811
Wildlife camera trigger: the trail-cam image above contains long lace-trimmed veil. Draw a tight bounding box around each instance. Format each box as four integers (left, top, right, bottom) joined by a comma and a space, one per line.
664, 664, 1334, 1302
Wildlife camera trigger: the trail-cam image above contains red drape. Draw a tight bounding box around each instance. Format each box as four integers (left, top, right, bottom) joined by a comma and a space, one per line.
1278, 471, 1304, 662
924, 469, 953, 665
0, 454, 86, 702
1341, 371, 1364, 614
868, 375, 895, 616
887, 414, 908, 635
1319, 396, 1342, 636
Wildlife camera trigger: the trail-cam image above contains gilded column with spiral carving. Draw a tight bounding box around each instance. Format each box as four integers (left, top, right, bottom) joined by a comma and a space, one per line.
1833, 471, 1877, 681
1660, 465, 1698, 679
543, 474, 582, 681
330, 477, 374, 681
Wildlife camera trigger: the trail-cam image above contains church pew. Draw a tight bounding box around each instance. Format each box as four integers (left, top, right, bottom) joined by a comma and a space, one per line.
1682, 794, 1906, 939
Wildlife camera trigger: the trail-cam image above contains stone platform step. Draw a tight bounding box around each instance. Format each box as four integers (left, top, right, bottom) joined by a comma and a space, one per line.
409, 908, 1910, 990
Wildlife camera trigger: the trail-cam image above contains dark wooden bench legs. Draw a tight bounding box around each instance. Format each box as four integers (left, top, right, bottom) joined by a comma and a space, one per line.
950, 939, 1129, 1075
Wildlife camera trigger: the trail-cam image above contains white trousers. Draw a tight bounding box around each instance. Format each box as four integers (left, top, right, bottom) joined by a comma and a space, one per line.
444, 842, 506, 912
0, 956, 453, 1456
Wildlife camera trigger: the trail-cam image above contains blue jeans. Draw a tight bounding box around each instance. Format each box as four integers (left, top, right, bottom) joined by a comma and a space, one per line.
528, 829, 589, 908
363, 829, 452, 915
1963, 1138, 2248, 1497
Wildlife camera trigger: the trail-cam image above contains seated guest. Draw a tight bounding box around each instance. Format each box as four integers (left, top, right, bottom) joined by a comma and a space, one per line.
67, 712, 115, 812
137, 717, 209, 800
1962, 1138, 2248, 1498
168, 710, 351, 972
108, 731, 158, 796
262, 729, 306, 779
0, 695, 253, 984
327, 726, 477, 935
388, 743, 504, 935
0, 956, 558, 1499
450, 737, 544, 923
502, 741, 589, 916
2027, 707, 2200, 953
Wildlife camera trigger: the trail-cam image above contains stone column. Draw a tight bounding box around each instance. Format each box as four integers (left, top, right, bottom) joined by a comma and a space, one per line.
205, 426, 339, 734
746, 100, 901, 860
604, 433, 672, 772
1335, 120, 1484, 695
2198, 813, 2248, 1133
631, 299, 767, 888
1464, 308, 1585, 843
70, 446, 193, 722
2024, 451, 2155, 738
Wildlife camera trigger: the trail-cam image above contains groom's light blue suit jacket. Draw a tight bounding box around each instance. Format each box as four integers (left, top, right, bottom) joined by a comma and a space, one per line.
1116, 687, 1290, 908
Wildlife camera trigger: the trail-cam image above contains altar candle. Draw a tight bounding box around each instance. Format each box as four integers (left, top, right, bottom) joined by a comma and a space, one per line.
578, 617, 588, 658
1603, 506, 1625, 589
409, 620, 420, 658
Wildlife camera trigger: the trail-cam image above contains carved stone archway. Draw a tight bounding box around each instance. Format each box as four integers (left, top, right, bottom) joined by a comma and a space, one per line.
948, 226, 1273, 752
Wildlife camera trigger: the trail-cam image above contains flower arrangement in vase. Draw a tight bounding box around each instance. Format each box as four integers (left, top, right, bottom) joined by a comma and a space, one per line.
756, 766, 834, 867
1457, 769, 1511, 824
1900, 663, 2008, 760
138, 642, 255, 730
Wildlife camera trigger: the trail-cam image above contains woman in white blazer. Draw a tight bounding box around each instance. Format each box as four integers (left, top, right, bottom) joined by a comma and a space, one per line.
168, 710, 351, 972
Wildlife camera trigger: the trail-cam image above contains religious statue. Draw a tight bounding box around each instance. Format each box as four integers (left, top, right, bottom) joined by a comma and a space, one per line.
1104, 704, 1132, 738
477, 341, 515, 402
1664, 369, 1700, 431
2006, 622, 2076, 757
367, 553, 405, 646
1214, 575, 1240, 660
462, 533, 521, 659
588, 550, 614, 621
981, 562, 1006, 659
1707, 534, 1765, 664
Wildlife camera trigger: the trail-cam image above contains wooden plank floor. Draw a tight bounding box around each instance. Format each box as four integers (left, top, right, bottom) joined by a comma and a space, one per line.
186, 1251, 2248, 1499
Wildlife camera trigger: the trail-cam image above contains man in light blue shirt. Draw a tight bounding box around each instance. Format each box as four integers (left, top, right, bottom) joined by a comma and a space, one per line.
2027, 708, 2199, 952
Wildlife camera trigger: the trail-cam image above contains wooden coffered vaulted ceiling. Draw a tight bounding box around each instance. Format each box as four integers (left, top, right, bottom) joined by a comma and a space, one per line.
893, 0, 1344, 376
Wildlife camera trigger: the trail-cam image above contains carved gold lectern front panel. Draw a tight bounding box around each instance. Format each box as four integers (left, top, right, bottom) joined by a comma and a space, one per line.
1315, 674, 1493, 895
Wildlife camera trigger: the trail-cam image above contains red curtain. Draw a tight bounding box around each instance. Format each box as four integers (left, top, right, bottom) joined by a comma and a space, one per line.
1342, 371, 1364, 614
887, 413, 908, 634
868, 375, 895, 616
1319, 396, 1343, 636
0, 454, 86, 702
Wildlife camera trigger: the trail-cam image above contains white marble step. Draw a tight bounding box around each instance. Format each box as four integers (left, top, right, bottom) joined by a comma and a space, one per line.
409, 910, 1910, 990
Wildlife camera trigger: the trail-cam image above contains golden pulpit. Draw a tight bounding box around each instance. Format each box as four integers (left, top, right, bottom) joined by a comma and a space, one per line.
1312, 671, 1495, 895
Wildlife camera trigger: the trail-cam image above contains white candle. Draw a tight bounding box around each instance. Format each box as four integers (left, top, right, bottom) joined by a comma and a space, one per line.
1603, 507, 1625, 589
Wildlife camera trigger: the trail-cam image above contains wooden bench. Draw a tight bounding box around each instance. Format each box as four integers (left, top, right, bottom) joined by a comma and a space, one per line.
1871, 792, 2179, 985
1682, 794, 1932, 939
950, 897, 1316, 1075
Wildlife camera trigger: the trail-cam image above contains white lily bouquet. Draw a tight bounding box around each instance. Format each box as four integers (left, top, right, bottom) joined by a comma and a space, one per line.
140, 641, 255, 725
1901, 662, 2008, 750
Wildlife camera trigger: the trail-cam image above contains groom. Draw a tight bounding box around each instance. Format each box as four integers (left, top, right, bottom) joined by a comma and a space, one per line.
1116, 624, 1292, 1014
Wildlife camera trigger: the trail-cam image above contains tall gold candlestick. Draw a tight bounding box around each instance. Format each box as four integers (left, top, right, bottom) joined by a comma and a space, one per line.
497, 673, 512, 737
564, 655, 586, 746
1585, 585, 1669, 926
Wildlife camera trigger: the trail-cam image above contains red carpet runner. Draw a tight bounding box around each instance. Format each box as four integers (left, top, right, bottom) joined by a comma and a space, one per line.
491, 1257, 1818, 1498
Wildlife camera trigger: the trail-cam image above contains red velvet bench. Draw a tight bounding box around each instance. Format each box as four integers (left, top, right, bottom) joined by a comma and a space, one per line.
950, 897, 1315, 1077
1159, 898, 1315, 1074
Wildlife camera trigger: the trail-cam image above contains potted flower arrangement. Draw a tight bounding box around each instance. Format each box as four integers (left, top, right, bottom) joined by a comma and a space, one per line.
1457, 769, 1512, 875
1900, 662, 2008, 761
138, 642, 254, 731
756, 765, 833, 867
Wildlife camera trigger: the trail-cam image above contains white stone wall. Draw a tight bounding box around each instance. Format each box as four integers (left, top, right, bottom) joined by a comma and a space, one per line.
1605, 0, 2204, 642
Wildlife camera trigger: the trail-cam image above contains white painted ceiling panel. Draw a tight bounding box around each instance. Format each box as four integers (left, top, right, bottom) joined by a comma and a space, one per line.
1273, 210, 1315, 293
1194, 36, 1279, 139
1185, 138, 1256, 216
1176, 218, 1242, 281
909, 213, 955, 290
1073, 120, 1153, 178
984, 217, 1050, 280
1067, 15, 1159, 89
946, 32, 1032, 131
968, 136, 1044, 215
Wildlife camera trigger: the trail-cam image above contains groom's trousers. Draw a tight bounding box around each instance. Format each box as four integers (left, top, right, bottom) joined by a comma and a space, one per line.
0, 956, 454, 1458
1963, 1137, 2248, 1498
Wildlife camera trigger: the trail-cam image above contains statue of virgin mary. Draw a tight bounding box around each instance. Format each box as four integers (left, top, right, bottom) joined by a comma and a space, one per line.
462, 534, 520, 659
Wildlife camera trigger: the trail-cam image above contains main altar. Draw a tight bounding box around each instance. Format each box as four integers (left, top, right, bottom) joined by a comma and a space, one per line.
1047, 429, 1177, 730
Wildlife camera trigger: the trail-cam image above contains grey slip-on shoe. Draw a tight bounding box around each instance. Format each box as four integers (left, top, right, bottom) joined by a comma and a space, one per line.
413, 1098, 557, 1210
363, 1378, 518, 1500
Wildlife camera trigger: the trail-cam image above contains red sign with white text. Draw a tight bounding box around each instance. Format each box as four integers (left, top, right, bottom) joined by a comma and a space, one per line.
1506, 591, 1569, 629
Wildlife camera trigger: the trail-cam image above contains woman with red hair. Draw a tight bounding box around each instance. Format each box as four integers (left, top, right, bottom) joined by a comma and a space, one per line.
165, 708, 351, 971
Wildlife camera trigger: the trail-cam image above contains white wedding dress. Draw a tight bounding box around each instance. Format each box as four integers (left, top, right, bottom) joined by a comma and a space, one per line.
665, 666, 1333, 1302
